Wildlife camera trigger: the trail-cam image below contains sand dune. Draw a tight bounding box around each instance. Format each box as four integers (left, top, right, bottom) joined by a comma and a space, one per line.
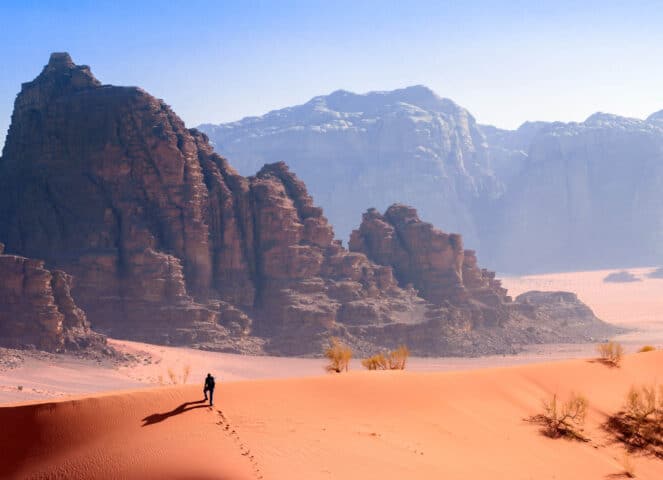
2, 352, 663, 479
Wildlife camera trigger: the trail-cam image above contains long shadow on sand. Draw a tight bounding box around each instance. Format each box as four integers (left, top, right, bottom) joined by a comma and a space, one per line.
142, 400, 209, 426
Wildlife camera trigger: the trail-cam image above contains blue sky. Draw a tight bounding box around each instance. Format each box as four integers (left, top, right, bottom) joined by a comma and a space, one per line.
2, 0, 663, 150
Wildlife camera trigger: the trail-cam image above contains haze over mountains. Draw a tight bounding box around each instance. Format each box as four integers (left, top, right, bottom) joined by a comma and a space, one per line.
200, 87, 663, 273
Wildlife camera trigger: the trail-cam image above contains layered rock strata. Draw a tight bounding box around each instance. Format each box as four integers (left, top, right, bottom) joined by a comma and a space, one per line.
0, 243, 105, 351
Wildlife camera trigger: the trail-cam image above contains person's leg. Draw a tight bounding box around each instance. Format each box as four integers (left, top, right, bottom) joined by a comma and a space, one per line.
204, 388, 208, 400
209, 388, 214, 406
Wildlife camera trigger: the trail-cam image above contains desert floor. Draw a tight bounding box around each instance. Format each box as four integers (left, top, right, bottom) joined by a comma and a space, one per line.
1, 267, 662, 479
2, 351, 663, 479
1, 267, 662, 404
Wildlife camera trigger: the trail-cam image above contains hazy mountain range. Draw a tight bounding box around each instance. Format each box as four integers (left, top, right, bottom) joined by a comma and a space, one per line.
199, 86, 663, 273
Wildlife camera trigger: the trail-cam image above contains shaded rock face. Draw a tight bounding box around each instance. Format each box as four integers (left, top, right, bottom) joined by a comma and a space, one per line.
0, 54, 421, 354
0, 243, 104, 351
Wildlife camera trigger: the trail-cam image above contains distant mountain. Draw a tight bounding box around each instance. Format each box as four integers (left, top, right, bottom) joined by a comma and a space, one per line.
200, 90, 663, 273
199, 86, 503, 249
484, 113, 663, 272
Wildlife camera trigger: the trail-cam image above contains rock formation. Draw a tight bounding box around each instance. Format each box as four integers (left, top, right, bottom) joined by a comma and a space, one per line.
0, 243, 105, 351
199, 86, 502, 246
200, 89, 663, 274
0, 54, 618, 355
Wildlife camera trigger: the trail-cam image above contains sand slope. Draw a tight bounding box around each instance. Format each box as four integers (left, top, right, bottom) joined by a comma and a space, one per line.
2, 352, 663, 479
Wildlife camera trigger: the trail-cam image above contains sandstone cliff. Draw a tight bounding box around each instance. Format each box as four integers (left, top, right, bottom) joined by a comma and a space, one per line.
0, 243, 105, 351
0, 54, 617, 355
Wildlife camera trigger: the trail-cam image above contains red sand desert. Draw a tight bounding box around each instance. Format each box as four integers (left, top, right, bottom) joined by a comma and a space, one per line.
2, 351, 663, 479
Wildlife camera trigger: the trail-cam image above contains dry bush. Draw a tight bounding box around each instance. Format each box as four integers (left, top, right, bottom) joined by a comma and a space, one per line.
181, 364, 191, 384
17, 385, 23, 391
167, 367, 178, 384
638, 345, 656, 353
606, 384, 663, 457
388, 345, 410, 370
531, 392, 589, 441
597, 341, 624, 366
362, 353, 388, 370
157, 375, 164, 385
324, 337, 352, 373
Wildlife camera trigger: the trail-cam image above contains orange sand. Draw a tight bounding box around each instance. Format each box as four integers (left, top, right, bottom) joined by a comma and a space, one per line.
2, 351, 663, 479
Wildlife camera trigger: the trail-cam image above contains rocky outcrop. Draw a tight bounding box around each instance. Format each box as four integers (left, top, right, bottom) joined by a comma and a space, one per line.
0, 243, 105, 351
0, 54, 618, 355
350, 204, 507, 307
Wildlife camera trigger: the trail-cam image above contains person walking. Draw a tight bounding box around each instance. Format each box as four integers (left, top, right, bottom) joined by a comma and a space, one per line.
203, 373, 216, 406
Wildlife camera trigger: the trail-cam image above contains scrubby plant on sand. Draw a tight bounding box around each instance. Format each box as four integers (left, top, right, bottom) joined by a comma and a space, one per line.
167, 367, 178, 384
597, 341, 624, 366
638, 345, 656, 353
530, 392, 589, 441
324, 337, 352, 373
606, 384, 663, 457
362, 353, 389, 370
181, 364, 191, 384
361, 345, 410, 370
387, 345, 410, 370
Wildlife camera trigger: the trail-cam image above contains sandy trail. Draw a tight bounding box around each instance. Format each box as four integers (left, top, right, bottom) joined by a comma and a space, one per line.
2, 351, 662, 479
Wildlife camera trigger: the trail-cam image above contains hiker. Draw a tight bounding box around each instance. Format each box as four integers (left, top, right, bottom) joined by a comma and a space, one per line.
203, 373, 216, 406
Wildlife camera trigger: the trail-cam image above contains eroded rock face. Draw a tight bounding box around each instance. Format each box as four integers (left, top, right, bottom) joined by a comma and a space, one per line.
0, 54, 421, 354
0, 243, 105, 351
0, 54, 618, 355
350, 204, 508, 308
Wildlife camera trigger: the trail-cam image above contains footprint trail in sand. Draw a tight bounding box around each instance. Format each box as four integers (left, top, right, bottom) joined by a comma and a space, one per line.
216, 409, 264, 479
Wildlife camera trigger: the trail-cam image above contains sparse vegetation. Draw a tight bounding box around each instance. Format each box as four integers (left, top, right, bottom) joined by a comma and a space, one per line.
597, 341, 624, 366
167, 367, 178, 384
531, 392, 589, 441
362, 353, 389, 370
182, 364, 191, 384
388, 345, 409, 370
17, 385, 23, 391
324, 337, 352, 373
637, 345, 656, 353
606, 384, 663, 458
361, 345, 410, 370
157, 374, 164, 385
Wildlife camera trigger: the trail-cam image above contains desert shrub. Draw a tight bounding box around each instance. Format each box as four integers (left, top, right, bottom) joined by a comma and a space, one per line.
324, 337, 352, 373
597, 341, 624, 366
167, 367, 178, 384
387, 345, 410, 370
182, 364, 191, 384
638, 345, 656, 353
532, 392, 589, 441
362, 353, 388, 370
606, 384, 663, 457
17, 385, 23, 391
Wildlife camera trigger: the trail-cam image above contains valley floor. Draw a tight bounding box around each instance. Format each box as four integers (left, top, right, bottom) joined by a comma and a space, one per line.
1, 267, 662, 404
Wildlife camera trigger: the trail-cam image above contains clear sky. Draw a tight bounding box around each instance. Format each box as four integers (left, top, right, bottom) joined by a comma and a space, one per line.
2, 0, 663, 150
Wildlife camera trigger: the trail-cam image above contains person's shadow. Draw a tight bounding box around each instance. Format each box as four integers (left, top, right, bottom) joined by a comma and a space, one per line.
142, 399, 209, 426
